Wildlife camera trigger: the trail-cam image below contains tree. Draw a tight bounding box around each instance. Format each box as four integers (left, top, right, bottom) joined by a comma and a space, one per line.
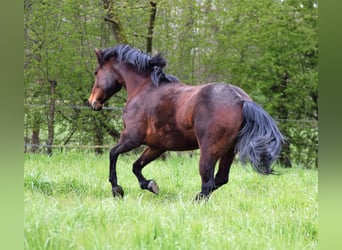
24, 0, 318, 167
25, 0, 114, 154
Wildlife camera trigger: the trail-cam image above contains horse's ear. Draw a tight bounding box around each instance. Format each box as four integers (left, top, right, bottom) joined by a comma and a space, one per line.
94, 48, 101, 60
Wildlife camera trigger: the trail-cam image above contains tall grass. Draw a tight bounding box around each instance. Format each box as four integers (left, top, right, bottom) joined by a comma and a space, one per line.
24, 152, 317, 249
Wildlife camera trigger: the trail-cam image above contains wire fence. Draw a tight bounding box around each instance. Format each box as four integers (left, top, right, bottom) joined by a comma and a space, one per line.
24, 104, 124, 110
24, 104, 318, 152
24, 104, 318, 122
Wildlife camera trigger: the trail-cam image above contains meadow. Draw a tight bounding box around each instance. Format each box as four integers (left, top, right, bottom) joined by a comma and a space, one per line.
24, 151, 318, 250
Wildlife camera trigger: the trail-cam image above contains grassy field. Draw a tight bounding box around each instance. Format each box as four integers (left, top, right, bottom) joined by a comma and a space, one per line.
24, 151, 317, 250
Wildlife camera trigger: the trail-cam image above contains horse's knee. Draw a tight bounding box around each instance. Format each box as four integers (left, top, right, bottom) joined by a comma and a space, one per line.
132, 162, 139, 175
109, 147, 119, 161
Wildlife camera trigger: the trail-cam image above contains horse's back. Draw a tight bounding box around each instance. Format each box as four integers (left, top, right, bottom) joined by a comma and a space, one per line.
191, 83, 248, 119
197, 82, 251, 104
164, 82, 249, 131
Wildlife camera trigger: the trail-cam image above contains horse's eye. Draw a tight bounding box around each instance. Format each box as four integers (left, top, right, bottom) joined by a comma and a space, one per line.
94, 71, 97, 75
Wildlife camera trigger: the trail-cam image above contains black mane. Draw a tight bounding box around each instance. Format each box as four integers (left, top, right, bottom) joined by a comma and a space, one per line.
100, 44, 180, 87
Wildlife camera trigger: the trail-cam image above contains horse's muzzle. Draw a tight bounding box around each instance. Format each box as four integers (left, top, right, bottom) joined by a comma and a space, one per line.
89, 100, 103, 111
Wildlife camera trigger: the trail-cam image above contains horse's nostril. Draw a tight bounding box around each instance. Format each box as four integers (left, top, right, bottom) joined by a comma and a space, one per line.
92, 101, 97, 109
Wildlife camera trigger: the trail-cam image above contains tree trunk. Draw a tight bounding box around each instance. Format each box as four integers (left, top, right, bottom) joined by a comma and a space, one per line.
273, 71, 292, 168
146, 1, 157, 53
102, 0, 127, 44
94, 121, 104, 155
46, 80, 57, 156
279, 141, 292, 168
31, 113, 40, 153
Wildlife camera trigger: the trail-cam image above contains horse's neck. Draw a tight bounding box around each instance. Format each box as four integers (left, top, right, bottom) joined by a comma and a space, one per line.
123, 74, 151, 100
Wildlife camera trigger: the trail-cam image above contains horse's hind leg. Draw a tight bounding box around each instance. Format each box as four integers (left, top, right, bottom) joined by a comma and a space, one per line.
132, 147, 165, 195
195, 149, 218, 201
213, 148, 235, 191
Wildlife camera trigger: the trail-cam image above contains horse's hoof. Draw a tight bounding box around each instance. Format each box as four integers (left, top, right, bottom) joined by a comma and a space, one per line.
147, 180, 159, 195
194, 192, 209, 202
112, 185, 124, 198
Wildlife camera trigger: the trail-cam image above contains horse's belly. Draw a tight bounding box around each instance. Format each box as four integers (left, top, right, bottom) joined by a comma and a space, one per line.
144, 128, 198, 151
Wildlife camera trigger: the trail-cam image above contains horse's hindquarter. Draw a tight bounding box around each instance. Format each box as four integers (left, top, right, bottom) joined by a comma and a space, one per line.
191, 83, 246, 154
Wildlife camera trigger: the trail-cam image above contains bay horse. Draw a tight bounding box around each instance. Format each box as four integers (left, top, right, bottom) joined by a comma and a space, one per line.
88, 44, 284, 200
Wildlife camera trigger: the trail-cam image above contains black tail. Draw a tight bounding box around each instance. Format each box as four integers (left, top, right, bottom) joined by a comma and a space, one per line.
235, 101, 284, 175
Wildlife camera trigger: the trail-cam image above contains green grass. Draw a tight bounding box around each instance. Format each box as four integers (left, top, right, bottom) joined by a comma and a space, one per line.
24, 151, 318, 249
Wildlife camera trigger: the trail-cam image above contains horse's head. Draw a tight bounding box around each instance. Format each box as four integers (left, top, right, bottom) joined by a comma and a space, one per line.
88, 48, 124, 111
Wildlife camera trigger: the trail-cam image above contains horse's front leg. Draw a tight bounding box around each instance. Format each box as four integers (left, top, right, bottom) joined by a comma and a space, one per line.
109, 131, 141, 198
132, 147, 166, 195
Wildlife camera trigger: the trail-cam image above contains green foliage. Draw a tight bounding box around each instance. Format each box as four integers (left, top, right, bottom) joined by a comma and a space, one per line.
24, 0, 318, 167
24, 152, 318, 249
